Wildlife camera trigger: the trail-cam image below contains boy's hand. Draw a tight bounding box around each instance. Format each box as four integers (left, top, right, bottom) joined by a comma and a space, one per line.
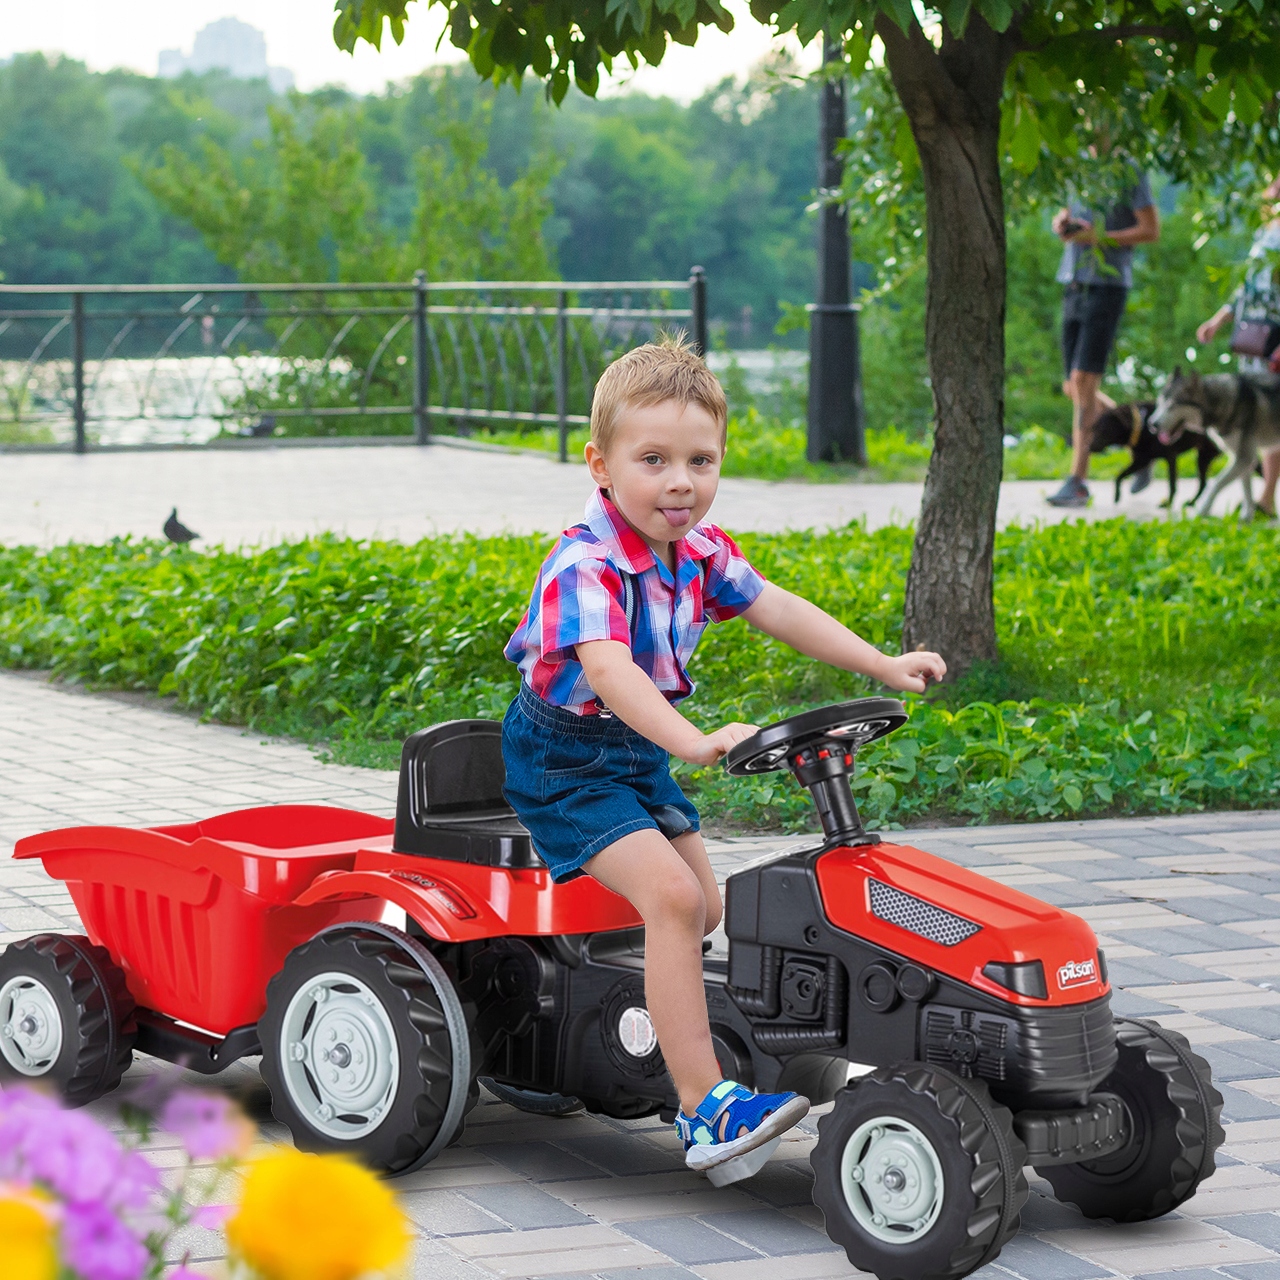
879, 651, 947, 693
679, 722, 760, 767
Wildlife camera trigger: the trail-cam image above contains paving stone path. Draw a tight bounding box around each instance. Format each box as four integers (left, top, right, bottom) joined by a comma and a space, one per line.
5, 669, 1280, 1280
0, 440, 1195, 549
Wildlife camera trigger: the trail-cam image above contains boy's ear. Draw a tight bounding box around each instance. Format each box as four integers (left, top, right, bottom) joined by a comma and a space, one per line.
585, 440, 612, 490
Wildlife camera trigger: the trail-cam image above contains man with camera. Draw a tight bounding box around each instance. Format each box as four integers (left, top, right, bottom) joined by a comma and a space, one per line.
1046, 167, 1160, 508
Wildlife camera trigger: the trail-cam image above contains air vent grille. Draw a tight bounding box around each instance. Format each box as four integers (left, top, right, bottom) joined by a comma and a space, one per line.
868, 879, 981, 947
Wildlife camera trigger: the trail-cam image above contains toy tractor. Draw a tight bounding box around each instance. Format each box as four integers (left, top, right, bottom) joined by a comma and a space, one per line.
1, 699, 1222, 1280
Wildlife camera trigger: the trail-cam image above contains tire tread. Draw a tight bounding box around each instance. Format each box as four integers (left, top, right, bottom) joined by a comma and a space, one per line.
812, 1062, 1026, 1280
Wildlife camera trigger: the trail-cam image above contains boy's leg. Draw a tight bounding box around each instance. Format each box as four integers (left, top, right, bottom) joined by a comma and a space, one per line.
587, 829, 722, 1114
671, 829, 722, 934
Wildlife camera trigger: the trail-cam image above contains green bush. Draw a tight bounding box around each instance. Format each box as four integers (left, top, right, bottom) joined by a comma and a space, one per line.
2, 517, 1277, 831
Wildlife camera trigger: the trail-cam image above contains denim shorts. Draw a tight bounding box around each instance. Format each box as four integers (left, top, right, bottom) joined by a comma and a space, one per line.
501, 685, 701, 883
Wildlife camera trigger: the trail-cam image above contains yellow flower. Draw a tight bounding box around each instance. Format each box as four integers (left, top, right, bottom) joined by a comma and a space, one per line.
226, 1149, 412, 1280
0, 1186, 58, 1280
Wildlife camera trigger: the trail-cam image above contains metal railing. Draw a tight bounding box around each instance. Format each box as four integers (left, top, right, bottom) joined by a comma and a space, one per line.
0, 271, 708, 460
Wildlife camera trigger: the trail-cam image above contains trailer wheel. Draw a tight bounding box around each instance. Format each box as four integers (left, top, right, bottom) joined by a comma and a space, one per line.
1040, 1018, 1223, 1222
0, 934, 136, 1107
812, 1063, 1027, 1280
259, 923, 471, 1176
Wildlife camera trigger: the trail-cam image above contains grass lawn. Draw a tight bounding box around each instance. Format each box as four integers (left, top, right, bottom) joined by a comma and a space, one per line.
475, 414, 1162, 486
2, 516, 1277, 832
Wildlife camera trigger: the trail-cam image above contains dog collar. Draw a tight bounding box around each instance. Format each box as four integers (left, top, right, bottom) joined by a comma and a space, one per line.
1128, 403, 1143, 448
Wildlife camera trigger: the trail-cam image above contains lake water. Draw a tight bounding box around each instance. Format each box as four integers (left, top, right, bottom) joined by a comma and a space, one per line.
2, 350, 809, 447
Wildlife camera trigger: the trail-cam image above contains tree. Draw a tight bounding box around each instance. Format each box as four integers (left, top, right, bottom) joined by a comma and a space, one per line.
333, 0, 1280, 671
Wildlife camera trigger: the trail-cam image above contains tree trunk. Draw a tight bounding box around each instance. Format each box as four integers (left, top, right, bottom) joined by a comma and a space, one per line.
877, 13, 1016, 671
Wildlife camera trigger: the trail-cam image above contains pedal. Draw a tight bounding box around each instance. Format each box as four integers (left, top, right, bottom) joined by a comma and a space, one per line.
705, 1136, 781, 1187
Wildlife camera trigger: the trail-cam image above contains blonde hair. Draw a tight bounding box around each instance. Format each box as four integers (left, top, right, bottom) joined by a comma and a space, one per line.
590, 333, 728, 453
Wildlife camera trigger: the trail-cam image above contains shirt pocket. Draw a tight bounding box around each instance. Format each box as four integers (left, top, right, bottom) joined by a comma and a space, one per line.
676, 619, 708, 669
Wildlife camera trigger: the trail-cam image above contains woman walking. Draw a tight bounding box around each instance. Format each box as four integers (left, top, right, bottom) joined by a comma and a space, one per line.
1196, 175, 1280, 518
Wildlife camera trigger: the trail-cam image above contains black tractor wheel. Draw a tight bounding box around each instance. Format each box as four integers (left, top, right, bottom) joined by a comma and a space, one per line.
0, 934, 136, 1106
812, 1063, 1028, 1280
259, 923, 472, 1176
1039, 1017, 1224, 1221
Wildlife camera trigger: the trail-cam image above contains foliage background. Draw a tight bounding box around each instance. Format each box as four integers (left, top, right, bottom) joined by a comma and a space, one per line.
2, 519, 1277, 831
0, 51, 1258, 450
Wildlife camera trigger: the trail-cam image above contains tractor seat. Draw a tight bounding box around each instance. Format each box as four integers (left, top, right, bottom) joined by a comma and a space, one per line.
393, 720, 544, 869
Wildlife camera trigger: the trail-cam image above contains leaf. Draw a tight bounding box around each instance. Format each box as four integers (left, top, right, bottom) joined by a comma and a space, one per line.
450, 6, 473, 50
1008, 97, 1041, 174
892, 113, 919, 176
1092, 781, 1113, 804
975, 0, 1013, 33
1195, 44, 1217, 77
938, 0, 972, 36
1202, 79, 1233, 122
844, 28, 871, 70
879, 0, 916, 36
1233, 77, 1262, 126
1062, 783, 1084, 811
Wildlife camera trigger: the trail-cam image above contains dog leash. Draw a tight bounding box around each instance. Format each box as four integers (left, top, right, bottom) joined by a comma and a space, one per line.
1128, 403, 1143, 448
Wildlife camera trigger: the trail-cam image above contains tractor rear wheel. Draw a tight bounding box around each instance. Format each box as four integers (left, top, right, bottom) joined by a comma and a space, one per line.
1039, 1018, 1223, 1221
811, 1062, 1027, 1280
0, 934, 136, 1106
259, 923, 472, 1175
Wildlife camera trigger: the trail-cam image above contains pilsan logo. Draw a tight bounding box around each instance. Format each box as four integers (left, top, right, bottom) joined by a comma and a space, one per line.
1057, 958, 1097, 989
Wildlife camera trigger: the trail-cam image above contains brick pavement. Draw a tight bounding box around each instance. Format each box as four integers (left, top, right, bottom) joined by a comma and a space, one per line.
0, 441, 1191, 549
5, 669, 1280, 1279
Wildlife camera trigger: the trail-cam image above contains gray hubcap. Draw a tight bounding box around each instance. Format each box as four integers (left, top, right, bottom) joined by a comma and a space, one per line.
0, 975, 64, 1076
279, 971, 400, 1140
841, 1114, 946, 1244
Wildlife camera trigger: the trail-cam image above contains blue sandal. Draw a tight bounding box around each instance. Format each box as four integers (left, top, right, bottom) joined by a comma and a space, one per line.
676, 1080, 810, 1185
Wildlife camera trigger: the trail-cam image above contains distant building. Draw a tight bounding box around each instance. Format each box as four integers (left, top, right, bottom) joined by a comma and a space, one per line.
158, 18, 295, 93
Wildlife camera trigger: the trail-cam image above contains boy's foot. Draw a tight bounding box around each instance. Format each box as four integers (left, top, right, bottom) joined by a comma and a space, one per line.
676, 1081, 810, 1183
1130, 465, 1153, 495
1046, 477, 1091, 507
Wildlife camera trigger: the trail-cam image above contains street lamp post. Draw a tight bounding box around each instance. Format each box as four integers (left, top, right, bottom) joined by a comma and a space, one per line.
807, 34, 865, 465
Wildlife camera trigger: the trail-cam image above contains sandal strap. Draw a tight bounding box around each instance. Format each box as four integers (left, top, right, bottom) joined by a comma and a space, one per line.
693, 1080, 754, 1125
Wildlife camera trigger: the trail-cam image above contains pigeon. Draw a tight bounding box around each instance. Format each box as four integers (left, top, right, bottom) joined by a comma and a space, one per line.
163, 508, 199, 544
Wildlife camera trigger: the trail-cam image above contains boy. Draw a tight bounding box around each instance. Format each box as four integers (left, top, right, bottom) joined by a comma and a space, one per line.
502, 337, 945, 1181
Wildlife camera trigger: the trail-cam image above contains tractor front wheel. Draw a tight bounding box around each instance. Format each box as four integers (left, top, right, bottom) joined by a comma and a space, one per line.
259, 923, 472, 1176
811, 1062, 1027, 1280
1039, 1017, 1223, 1221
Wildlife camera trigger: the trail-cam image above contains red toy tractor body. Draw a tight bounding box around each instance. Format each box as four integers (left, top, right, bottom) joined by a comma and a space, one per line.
1, 701, 1223, 1280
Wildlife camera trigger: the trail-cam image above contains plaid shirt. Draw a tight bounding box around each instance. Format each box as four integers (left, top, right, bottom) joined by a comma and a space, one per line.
505, 489, 766, 715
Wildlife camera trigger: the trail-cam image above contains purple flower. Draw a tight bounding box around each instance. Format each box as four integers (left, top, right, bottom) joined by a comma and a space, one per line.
62, 1200, 150, 1280
0, 1085, 159, 1211
159, 1089, 251, 1161
22, 1110, 128, 1205
190, 1202, 232, 1230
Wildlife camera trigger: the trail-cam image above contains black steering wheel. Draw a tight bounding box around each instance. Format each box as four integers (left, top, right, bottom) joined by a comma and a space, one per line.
723, 698, 908, 776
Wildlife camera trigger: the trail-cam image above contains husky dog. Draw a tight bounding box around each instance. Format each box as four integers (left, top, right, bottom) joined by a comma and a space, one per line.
1149, 368, 1280, 519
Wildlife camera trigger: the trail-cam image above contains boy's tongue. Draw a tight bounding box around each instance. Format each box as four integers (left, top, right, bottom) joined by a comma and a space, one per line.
660, 507, 692, 529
